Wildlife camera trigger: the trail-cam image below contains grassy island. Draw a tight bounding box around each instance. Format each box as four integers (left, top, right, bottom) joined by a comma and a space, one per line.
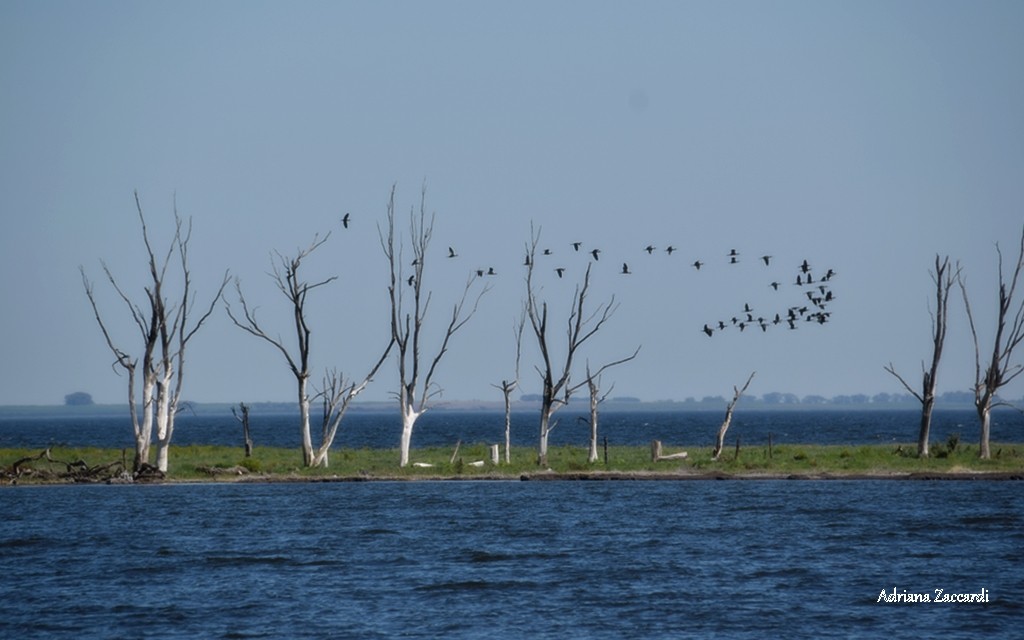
3, 440, 1024, 484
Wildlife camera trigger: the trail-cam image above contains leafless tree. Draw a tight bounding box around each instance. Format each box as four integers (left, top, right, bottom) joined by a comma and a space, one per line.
227, 232, 390, 467
232, 402, 253, 457
574, 349, 640, 463
524, 224, 619, 467
81, 192, 226, 473
711, 371, 756, 460
885, 255, 959, 457
959, 227, 1024, 459
379, 184, 489, 467
491, 311, 526, 464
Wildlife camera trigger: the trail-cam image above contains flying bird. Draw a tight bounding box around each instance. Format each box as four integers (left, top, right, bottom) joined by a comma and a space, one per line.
407, 275, 415, 286
341, 213, 350, 228
591, 248, 601, 261
770, 281, 780, 291
692, 260, 704, 270
800, 259, 811, 273
665, 246, 676, 255
543, 248, 553, 256
487, 267, 496, 276
555, 267, 565, 278
572, 242, 582, 252
447, 247, 457, 258
644, 245, 656, 255
761, 255, 772, 266
622, 262, 631, 274
703, 324, 714, 337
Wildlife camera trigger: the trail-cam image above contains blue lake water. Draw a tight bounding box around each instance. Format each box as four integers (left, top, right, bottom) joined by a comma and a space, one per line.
2, 408, 1021, 451
1, 480, 1022, 639
2, 410, 1022, 638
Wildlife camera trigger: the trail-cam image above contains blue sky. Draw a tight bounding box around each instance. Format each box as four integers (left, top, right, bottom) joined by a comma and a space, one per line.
1, 1, 1023, 406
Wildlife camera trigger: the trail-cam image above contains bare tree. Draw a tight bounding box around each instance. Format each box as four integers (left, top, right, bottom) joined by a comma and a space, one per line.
959, 227, 1024, 459
491, 311, 526, 464
82, 192, 224, 474
227, 232, 389, 467
524, 224, 618, 466
232, 402, 253, 457
572, 349, 641, 463
885, 255, 959, 457
379, 185, 489, 467
711, 371, 756, 460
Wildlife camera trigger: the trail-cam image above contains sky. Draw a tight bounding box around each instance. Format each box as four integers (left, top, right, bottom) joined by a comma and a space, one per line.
2, 0, 1023, 407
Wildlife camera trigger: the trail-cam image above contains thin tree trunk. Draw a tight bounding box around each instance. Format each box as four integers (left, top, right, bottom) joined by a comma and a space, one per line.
399, 405, 421, 467
712, 372, 755, 460
587, 383, 599, 464
977, 401, 992, 460
918, 395, 935, 457
299, 378, 313, 467
503, 389, 512, 464
538, 406, 552, 467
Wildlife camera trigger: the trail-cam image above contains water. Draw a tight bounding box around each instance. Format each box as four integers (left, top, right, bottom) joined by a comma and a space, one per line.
2, 480, 1021, 639
2, 408, 1021, 451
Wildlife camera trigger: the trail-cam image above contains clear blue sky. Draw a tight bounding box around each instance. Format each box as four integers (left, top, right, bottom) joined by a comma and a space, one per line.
2, 0, 1022, 406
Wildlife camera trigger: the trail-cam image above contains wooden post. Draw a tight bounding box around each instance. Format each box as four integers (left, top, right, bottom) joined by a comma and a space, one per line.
603, 436, 609, 466
449, 440, 461, 465
768, 432, 773, 459
490, 444, 500, 465
651, 440, 663, 462
734, 435, 741, 461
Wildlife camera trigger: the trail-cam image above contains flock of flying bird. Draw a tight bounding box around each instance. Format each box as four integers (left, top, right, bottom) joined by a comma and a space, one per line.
341, 212, 838, 337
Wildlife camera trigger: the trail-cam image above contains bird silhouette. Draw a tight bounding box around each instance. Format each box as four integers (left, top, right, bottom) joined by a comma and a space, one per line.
524, 254, 531, 266
770, 281, 780, 290
476, 269, 484, 277
407, 275, 415, 286
487, 267, 496, 276
622, 263, 631, 274
572, 242, 582, 252
543, 248, 553, 256
761, 255, 772, 266
692, 260, 704, 270
703, 324, 714, 337
447, 246, 457, 258
644, 245, 656, 255
555, 267, 565, 278
800, 259, 811, 273
665, 246, 676, 255
591, 248, 601, 261
341, 213, 350, 228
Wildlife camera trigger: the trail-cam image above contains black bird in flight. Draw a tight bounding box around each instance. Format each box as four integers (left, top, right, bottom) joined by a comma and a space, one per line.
407, 275, 415, 286
591, 248, 601, 261
341, 213, 350, 228
555, 268, 565, 278
703, 324, 714, 337
476, 269, 484, 277
644, 245, 656, 255
543, 248, 553, 256
447, 247, 457, 258
665, 246, 676, 255
622, 263, 631, 274
487, 267, 496, 276
524, 254, 531, 266
761, 255, 772, 266
770, 281, 780, 290
572, 242, 582, 252
800, 259, 811, 273
692, 260, 704, 270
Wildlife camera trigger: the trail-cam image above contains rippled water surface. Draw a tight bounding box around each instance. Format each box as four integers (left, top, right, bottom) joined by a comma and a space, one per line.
2, 480, 1021, 639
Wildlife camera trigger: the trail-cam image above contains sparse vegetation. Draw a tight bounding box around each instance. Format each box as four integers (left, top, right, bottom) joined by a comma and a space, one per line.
2, 441, 1022, 484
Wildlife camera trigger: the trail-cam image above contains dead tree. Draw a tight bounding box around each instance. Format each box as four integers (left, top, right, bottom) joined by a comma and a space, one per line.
491, 311, 526, 464
959, 226, 1024, 459
81, 192, 225, 473
572, 349, 640, 463
884, 255, 959, 457
311, 359, 391, 467
379, 184, 489, 467
231, 402, 253, 457
524, 224, 618, 466
226, 234, 334, 467
711, 371, 756, 460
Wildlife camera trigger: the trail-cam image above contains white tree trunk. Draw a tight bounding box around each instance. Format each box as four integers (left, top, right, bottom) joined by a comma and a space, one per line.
537, 407, 552, 467
298, 378, 313, 466
154, 372, 174, 472
587, 387, 599, 463
977, 401, 992, 460
399, 405, 422, 467
503, 391, 512, 464
134, 377, 156, 471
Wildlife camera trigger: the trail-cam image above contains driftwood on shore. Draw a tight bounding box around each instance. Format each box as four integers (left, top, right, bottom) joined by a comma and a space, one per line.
1, 448, 151, 484
651, 440, 688, 462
